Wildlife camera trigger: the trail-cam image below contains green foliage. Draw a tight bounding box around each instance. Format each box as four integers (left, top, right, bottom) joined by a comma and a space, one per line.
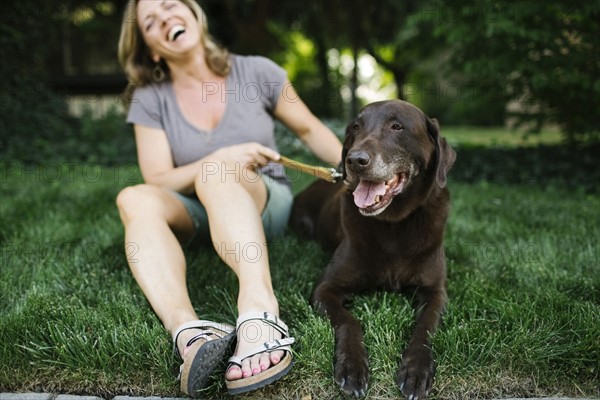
76, 106, 136, 164
0, 1, 59, 78
0, 0, 131, 166
0, 1, 75, 160
448, 143, 600, 194
434, 0, 600, 139
268, 24, 345, 118
4, 0, 599, 146
406, 67, 508, 126
2, 104, 136, 165
0, 78, 76, 161
440, 126, 599, 194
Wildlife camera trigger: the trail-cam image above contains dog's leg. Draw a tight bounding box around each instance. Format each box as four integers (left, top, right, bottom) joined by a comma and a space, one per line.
312, 279, 369, 397
397, 285, 447, 399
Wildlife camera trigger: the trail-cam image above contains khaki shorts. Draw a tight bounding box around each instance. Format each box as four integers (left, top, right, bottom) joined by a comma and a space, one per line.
171, 176, 293, 246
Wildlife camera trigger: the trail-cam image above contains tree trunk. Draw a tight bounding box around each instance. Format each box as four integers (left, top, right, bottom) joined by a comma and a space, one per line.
351, 42, 359, 117
313, 20, 333, 118
366, 47, 408, 101
393, 69, 407, 101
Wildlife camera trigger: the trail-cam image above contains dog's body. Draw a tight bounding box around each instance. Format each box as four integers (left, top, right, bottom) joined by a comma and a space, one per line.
291, 100, 456, 399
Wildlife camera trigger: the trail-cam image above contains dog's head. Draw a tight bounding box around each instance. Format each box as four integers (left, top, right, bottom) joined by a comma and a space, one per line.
342, 100, 456, 218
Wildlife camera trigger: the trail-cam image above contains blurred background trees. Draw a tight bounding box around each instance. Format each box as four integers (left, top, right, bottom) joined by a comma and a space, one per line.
434, 0, 600, 140
1, 0, 598, 162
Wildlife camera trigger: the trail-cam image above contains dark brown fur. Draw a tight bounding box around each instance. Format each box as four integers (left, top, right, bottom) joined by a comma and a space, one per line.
290, 100, 456, 399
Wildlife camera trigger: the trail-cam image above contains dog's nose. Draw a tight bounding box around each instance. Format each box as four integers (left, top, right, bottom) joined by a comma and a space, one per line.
347, 151, 371, 169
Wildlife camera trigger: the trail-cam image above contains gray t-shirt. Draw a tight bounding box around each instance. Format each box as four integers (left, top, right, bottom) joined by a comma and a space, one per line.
127, 55, 290, 187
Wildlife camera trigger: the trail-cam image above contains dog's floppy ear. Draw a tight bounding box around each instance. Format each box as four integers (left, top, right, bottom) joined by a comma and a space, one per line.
427, 117, 456, 188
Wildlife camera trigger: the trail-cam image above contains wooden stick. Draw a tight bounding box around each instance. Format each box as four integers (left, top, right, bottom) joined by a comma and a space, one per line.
277, 156, 341, 183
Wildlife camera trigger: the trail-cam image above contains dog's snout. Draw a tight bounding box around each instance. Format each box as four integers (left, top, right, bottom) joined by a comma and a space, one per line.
347, 151, 371, 169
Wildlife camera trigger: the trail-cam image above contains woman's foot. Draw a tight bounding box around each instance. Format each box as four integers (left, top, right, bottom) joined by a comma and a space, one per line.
177, 328, 210, 358
173, 320, 236, 396
224, 312, 295, 394
225, 317, 284, 380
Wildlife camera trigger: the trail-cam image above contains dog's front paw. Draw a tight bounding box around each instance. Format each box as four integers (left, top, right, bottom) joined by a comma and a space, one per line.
396, 346, 436, 399
334, 346, 369, 397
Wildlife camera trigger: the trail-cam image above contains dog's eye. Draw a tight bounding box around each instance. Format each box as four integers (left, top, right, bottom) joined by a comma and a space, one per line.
352, 123, 360, 131
391, 123, 404, 131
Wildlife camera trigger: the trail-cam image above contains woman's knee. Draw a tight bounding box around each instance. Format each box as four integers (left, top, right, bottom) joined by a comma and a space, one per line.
195, 154, 232, 187
195, 155, 261, 191
116, 184, 168, 222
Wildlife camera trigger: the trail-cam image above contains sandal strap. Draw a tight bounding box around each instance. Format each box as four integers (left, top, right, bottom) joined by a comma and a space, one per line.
172, 320, 234, 359
228, 312, 295, 366
227, 337, 295, 366
235, 311, 289, 336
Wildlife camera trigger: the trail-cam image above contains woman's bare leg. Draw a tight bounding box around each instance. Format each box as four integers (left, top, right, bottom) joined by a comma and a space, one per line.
116, 184, 204, 355
195, 160, 284, 380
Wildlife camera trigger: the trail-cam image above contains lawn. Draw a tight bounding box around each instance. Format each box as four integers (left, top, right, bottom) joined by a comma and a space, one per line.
0, 126, 598, 399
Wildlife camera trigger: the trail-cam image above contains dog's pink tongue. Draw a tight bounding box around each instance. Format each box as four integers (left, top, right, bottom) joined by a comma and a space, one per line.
353, 180, 387, 208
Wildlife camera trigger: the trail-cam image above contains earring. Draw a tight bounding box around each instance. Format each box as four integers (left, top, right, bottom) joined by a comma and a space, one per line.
153, 62, 166, 83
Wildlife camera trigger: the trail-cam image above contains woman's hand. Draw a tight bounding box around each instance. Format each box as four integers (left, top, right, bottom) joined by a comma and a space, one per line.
209, 142, 281, 170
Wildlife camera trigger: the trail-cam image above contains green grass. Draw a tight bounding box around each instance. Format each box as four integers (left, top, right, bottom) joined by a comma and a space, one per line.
1, 127, 599, 399
441, 126, 563, 148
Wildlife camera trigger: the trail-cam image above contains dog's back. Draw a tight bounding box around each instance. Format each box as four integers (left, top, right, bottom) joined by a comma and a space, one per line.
290, 179, 344, 250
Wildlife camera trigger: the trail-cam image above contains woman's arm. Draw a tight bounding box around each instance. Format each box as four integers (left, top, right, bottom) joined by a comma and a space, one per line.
134, 125, 279, 194
273, 81, 343, 167
134, 125, 200, 194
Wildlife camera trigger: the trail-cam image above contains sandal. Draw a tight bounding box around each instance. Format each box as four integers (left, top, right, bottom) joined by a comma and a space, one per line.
173, 320, 236, 397
225, 311, 295, 395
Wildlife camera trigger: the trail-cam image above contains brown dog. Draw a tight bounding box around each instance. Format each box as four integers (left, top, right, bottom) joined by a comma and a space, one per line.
290, 100, 456, 399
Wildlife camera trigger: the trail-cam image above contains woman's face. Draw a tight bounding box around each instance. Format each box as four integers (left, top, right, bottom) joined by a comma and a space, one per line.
136, 0, 201, 61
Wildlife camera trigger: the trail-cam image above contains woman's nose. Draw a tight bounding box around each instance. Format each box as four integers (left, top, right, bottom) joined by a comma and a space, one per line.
158, 14, 171, 25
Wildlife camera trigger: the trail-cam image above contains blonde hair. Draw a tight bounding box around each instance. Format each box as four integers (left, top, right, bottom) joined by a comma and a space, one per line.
118, 0, 230, 101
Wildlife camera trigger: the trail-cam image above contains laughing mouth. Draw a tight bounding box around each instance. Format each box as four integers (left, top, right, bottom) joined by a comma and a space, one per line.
168, 25, 186, 42
352, 172, 410, 216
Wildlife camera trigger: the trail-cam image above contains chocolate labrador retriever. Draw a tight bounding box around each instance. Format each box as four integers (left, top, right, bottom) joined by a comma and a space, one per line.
290, 100, 456, 399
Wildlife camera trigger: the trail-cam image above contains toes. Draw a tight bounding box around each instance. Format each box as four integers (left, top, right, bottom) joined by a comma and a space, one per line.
227, 315, 288, 381
226, 351, 277, 381
226, 364, 242, 381
397, 348, 436, 399
270, 349, 283, 365
241, 358, 252, 378
249, 354, 263, 376
259, 352, 271, 371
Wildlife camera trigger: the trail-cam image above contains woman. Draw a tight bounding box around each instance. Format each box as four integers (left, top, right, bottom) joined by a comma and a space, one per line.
116, 0, 342, 396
